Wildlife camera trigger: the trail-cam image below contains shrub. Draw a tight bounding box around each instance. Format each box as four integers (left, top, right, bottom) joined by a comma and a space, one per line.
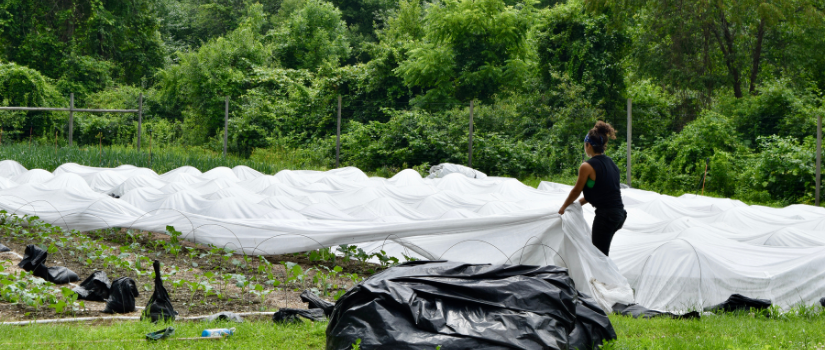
0, 62, 66, 141
745, 135, 820, 204
333, 108, 551, 177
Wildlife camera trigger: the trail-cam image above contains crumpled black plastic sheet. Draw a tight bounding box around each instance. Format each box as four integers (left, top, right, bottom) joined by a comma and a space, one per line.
301, 290, 335, 317
704, 294, 771, 313
569, 291, 621, 350
18, 244, 78, 284
326, 261, 617, 350
612, 303, 700, 320
273, 308, 326, 323
143, 260, 178, 323
73, 271, 111, 302
18, 244, 48, 272
103, 277, 139, 314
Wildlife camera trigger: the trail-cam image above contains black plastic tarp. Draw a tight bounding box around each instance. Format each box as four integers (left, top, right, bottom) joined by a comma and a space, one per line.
18, 244, 78, 284
103, 277, 139, 314
326, 261, 616, 350
273, 308, 326, 323
704, 294, 771, 313
301, 290, 335, 317
73, 271, 111, 302
143, 260, 178, 323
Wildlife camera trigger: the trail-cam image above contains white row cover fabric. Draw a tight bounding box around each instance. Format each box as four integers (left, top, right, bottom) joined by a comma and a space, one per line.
426, 163, 488, 179
539, 182, 825, 311
0, 160, 631, 312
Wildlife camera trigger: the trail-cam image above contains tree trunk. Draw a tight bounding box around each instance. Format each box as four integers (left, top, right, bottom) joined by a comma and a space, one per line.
749, 18, 766, 95
702, 22, 713, 104
712, 12, 743, 98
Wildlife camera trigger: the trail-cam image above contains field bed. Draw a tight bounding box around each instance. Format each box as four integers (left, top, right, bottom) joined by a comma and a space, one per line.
0, 214, 378, 321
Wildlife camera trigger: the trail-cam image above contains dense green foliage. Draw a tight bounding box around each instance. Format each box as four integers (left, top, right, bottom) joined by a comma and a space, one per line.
0, 0, 823, 205
395, 0, 533, 104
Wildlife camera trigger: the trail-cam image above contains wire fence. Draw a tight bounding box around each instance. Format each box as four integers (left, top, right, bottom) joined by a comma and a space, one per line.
0, 94, 821, 204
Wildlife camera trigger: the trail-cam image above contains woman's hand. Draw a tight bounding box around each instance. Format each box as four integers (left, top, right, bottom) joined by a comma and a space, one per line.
558, 205, 566, 215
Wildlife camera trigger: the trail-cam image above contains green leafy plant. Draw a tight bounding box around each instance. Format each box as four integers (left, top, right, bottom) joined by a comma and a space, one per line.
372, 250, 399, 269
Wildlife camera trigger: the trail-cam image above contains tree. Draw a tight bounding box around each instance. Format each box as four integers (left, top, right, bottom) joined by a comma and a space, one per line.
0, 0, 164, 89
534, 0, 628, 119
270, 0, 351, 70
586, 0, 824, 98
158, 4, 273, 144
394, 0, 534, 104
328, 0, 398, 62
157, 0, 281, 53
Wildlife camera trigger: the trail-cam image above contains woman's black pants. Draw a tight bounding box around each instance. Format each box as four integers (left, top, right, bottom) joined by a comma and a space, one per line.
592, 207, 627, 256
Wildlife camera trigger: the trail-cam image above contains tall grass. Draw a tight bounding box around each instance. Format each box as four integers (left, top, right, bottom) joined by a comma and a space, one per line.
0, 143, 330, 175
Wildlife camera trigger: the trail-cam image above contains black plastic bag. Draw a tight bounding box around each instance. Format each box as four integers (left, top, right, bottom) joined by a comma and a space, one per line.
612, 303, 700, 320
326, 261, 616, 350
18, 245, 78, 284
34, 265, 79, 284
300, 290, 335, 317
0, 243, 10, 252
73, 271, 111, 302
142, 260, 178, 323
18, 245, 46, 271
704, 294, 771, 313
205, 311, 244, 323
273, 308, 326, 323
103, 277, 139, 314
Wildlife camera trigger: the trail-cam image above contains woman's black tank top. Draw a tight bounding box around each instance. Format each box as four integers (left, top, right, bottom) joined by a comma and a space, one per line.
582, 155, 624, 210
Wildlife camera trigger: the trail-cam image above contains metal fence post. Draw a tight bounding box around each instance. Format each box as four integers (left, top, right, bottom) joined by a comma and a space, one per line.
468, 100, 474, 168
627, 98, 632, 187
336, 95, 341, 168
223, 96, 229, 158
137, 93, 143, 151
68, 93, 74, 147
817, 115, 822, 206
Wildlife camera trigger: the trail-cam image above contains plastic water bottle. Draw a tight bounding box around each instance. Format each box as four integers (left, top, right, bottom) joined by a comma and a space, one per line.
201, 327, 235, 338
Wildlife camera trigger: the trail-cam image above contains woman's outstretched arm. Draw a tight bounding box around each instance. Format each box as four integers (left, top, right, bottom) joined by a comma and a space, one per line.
558, 163, 594, 215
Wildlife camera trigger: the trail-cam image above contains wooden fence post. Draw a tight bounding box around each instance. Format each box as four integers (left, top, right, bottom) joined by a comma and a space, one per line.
627, 98, 632, 187
68, 93, 74, 147
336, 95, 342, 168
816, 115, 822, 206
468, 100, 474, 168
223, 97, 228, 158
137, 93, 143, 151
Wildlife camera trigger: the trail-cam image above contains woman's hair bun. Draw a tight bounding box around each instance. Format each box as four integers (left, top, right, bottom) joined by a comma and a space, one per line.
593, 120, 616, 140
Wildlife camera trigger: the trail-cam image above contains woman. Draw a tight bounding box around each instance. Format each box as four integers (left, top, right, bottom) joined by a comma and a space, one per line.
558, 121, 626, 256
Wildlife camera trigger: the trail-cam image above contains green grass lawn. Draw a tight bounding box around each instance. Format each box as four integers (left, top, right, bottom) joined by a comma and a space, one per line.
0, 319, 328, 349
3, 313, 825, 349
607, 312, 825, 349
